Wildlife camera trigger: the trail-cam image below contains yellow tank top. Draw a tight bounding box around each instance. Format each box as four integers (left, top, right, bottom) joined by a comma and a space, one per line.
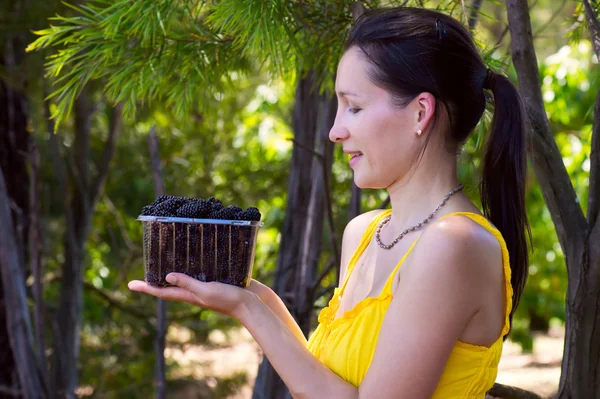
306, 210, 512, 398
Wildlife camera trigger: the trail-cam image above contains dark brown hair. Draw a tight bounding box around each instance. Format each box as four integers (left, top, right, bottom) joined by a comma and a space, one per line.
346, 7, 530, 330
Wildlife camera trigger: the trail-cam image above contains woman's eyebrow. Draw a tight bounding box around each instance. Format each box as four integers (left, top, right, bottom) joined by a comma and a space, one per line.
336, 90, 361, 98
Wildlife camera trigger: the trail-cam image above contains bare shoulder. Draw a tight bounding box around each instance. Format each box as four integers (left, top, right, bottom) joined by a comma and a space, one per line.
344, 209, 386, 240
408, 213, 503, 285
338, 209, 386, 284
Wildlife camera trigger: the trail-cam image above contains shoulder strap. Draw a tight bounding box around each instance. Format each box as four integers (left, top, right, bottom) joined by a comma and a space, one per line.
338, 209, 392, 297
381, 235, 422, 296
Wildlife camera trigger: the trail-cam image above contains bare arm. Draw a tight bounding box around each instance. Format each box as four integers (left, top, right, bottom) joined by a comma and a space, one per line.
232, 211, 384, 398
238, 294, 358, 398
245, 279, 307, 345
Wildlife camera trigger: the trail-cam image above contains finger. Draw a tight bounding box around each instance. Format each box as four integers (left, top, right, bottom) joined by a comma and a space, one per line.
128, 280, 198, 304
165, 272, 217, 294
166, 273, 237, 304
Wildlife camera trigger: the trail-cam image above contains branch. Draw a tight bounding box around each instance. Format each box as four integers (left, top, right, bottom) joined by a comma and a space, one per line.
148, 126, 166, 196
348, 181, 362, 219
459, 0, 467, 25
495, 0, 540, 50
83, 281, 151, 320
468, 0, 484, 31
44, 83, 78, 269
102, 195, 136, 251
0, 167, 47, 397
73, 90, 92, 214
590, 89, 600, 233
378, 195, 391, 210
0, 384, 21, 397
315, 283, 337, 301
533, 0, 567, 37
487, 382, 542, 399
89, 102, 124, 207
506, 0, 588, 256
494, 25, 510, 49
322, 140, 341, 276
583, 0, 600, 58
286, 137, 324, 162
287, 133, 340, 270
351, 2, 366, 22
27, 140, 49, 389
311, 259, 335, 292
81, 280, 204, 321
583, 0, 600, 230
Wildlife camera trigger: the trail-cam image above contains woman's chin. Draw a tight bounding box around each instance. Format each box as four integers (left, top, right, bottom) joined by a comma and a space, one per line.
353, 176, 382, 190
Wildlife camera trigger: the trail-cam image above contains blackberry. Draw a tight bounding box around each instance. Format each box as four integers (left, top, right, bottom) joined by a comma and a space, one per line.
176, 202, 200, 218
176, 200, 213, 218
211, 207, 237, 220
152, 195, 187, 207
207, 196, 222, 206
141, 205, 155, 216
195, 200, 212, 218
152, 195, 169, 206
211, 202, 224, 213
240, 207, 261, 221
154, 198, 188, 217
226, 205, 243, 219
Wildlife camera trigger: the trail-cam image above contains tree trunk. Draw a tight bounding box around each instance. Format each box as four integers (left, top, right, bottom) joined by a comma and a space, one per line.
148, 126, 167, 399
505, 0, 600, 397
50, 94, 123, 398
349, 183, 362, 220
0, 16, 49, 397
293, 91, 336, 335
0, 167, 47, 399
51, 92, 92, 399
252, 73, 336, 399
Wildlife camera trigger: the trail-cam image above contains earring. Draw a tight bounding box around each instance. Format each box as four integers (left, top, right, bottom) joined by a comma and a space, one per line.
416, 129, 423, 136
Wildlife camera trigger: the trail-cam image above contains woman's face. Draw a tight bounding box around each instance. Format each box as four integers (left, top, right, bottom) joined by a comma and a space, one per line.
330, 47, 428, 189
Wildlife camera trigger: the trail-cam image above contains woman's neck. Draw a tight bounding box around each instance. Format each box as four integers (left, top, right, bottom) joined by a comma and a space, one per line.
384, 156, 461, 233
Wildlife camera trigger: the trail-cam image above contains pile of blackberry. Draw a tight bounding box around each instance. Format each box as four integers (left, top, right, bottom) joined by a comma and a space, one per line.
140, 195, 261, 221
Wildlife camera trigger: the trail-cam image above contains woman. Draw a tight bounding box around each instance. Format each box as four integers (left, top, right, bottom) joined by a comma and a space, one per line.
129, 6, 529, 398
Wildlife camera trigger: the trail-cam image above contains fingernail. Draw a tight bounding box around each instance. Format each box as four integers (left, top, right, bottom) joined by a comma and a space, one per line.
166, 274, 176, 284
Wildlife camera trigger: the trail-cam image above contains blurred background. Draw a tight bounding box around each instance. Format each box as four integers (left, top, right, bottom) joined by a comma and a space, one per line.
0, 0, 598, 398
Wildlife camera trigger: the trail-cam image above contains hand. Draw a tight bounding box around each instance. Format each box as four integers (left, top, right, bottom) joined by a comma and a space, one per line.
128, 273, 260, 320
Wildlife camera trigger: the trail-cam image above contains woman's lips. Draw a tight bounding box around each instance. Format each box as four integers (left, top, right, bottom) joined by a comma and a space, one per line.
349, 153, 363, 167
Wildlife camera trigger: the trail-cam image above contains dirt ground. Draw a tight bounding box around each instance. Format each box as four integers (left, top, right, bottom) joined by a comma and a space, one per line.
168, 325, 564, 398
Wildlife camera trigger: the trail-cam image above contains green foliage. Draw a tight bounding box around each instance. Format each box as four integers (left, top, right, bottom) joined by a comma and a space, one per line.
28, 0, 508, 126
206, 0, 297, 75
13, 0, 598, 395
27, 0, 253, 126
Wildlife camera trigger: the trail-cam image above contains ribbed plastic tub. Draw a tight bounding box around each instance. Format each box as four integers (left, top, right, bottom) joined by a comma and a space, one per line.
138, 216, 263, 287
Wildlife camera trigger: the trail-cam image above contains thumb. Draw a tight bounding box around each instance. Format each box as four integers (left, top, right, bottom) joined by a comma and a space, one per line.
166, 273, 196, 290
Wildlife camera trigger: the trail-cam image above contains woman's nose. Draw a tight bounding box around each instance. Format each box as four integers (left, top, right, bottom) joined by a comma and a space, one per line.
329, 123, 350, 143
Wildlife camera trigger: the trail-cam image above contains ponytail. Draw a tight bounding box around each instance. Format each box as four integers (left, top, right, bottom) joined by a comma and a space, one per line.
480, 70, 531, 331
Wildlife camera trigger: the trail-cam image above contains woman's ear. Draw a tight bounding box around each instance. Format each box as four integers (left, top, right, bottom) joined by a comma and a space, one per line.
415, 92, 436, 134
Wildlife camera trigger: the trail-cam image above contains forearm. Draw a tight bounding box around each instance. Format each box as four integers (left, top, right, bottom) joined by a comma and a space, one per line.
238, 296, 358, 399
246, 281, 307, 345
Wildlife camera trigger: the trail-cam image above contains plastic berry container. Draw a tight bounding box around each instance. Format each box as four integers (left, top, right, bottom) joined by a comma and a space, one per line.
137, 216, 263, 287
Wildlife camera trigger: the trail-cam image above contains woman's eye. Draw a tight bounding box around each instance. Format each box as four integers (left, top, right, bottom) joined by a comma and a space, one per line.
348, 107, 362, 114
